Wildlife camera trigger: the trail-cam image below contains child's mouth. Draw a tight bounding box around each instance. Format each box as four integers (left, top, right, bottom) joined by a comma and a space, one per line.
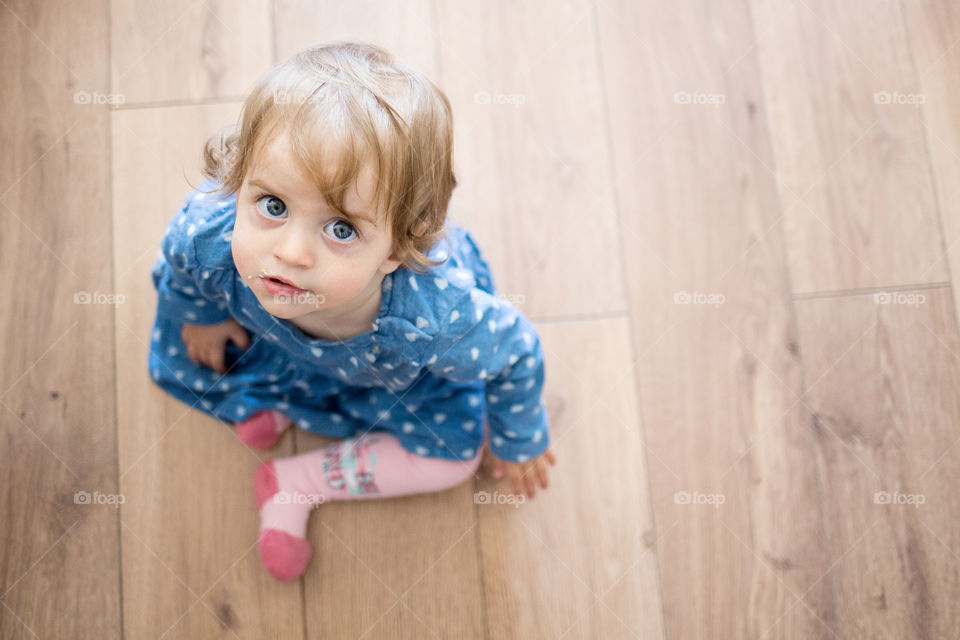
261, 275, 308, 295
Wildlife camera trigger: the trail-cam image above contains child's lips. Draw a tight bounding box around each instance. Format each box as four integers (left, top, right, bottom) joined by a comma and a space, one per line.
260, 276, 308, 296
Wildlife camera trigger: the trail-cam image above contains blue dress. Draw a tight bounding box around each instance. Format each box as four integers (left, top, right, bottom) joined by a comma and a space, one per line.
147, 181, 551, 463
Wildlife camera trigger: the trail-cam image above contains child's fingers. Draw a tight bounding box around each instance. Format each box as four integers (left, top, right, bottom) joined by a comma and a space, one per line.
507, 466, 523, 496
231, 326, 250, 349
202, 349, 216, 371
545, 448, 557, 466
535, 462, 550, 490
209, 347, 226, 374
522, 470, 537, 498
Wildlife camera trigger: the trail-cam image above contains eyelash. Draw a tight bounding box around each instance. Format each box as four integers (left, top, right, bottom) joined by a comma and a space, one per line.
251, 191, 361, 242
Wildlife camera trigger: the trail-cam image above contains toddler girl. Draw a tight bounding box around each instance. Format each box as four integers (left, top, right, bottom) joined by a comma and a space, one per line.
148, 41, 556, 582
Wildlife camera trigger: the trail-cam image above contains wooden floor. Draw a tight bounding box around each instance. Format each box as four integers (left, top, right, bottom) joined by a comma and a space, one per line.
2, 0, 959, 638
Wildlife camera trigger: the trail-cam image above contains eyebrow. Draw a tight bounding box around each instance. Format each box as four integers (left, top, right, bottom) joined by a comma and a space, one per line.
247, 177, 378, 227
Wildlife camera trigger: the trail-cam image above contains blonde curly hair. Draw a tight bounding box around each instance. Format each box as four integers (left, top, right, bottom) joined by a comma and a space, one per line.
200, 41, 457, 272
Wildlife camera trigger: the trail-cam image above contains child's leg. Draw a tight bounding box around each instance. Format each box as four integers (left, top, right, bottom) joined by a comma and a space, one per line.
236, 410, 292, 449
254, 431, 482, 581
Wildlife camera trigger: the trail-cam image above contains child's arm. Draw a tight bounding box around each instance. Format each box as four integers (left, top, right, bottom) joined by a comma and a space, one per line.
151, 197, 233, 326
422, 288, 552, 465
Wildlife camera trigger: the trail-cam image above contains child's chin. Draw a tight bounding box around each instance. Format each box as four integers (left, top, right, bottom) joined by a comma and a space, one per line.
260, 298, 304, 317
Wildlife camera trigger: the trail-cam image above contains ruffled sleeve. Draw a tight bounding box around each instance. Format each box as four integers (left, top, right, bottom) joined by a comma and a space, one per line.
150, 192, 232, 325
420, 288, 550, 463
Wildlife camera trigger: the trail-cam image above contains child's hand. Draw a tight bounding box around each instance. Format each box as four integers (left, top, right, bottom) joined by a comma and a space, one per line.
489, 445, 557, 499
180, 317, 250, 374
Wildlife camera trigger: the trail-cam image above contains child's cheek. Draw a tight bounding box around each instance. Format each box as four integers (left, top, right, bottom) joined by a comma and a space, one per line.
230, 224, 256, 283
323, 261, 369, 300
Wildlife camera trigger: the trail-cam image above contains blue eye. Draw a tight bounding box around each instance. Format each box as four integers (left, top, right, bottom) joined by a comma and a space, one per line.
325, 219, 358, 242
256, 195, 287, 218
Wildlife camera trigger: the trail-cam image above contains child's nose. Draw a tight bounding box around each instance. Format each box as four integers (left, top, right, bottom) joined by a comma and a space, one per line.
273, 229, 314, 269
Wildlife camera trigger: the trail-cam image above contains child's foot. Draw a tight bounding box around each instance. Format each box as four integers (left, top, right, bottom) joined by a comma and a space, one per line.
236, 410, 291, 449
254, 459, 314, 581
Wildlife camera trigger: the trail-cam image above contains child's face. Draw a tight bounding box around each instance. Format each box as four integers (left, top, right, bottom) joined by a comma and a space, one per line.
231, 129, 402, 321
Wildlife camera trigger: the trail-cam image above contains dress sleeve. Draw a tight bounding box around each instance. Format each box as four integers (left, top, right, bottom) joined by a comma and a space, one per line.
423, 288, 550, 463
150, 201, 232, 325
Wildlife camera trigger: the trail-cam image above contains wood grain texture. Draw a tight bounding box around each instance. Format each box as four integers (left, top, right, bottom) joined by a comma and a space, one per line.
433, 0, 626, 320
112, 103, 302, 638
0, 1, 120, 638
273, 0, 436, 72
902, 0, 960, 334
111, 0, 271, 105
795, 288, 960, 638
595, 1, 834, 637
751, 0, 946, 293
474, 317, 664, 639
297, 440, 486, 638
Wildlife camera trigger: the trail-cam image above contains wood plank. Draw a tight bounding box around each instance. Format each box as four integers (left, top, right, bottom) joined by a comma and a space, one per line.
596, 1, 835, 637
795, 288, 960, 638
475, 317, 664, 639
433, 0, 626, 320
273, 0, 435, 72
901, 0, 960, 332
112, 102, 303, 638
0, 1, 121, 638
751, 0, 945, 293
111, 0, 271, 105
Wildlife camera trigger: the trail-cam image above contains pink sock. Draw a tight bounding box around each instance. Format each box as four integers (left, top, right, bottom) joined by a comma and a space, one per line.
236, 410, 291, 449
253, 432, 482, 581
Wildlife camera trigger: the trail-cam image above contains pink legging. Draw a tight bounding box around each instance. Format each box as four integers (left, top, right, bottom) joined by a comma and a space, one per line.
257, 431, 483, 538
255, 431, 483, 581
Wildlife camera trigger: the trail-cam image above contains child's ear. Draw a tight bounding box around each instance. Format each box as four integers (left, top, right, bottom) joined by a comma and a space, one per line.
378, 249, 405, 275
